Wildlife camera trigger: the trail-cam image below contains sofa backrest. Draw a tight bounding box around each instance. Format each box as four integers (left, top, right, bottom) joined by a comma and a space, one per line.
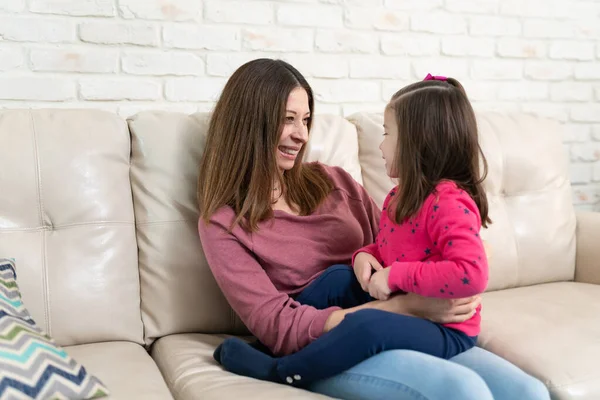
0, 107, 577, 346
348, 111, 577, 292
0, 109, 144, 346
127, 111, 363, 345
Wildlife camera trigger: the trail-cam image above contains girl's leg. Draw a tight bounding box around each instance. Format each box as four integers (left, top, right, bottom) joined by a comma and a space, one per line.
294, 264, 372, 309
218, 309, 475, 387
451, 347, 551, 400
308, 349, 494, 400
227, 264, 370, 357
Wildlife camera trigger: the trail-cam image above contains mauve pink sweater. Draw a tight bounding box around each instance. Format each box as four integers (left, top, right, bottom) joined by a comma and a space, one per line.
198, 164, 380, 356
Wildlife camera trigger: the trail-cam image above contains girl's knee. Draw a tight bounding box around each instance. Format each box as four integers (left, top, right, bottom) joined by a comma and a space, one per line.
319, 265, 355, 287
339, 309, 392, 345
324, 264, 353, 274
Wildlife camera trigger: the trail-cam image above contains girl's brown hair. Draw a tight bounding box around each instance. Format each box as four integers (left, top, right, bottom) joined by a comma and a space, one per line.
198, 58, 333, 231
387, 78, 491, 228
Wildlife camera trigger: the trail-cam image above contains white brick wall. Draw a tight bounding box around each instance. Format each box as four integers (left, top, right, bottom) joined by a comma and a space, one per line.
79, 21, 159, 46
0, 0, 598, 210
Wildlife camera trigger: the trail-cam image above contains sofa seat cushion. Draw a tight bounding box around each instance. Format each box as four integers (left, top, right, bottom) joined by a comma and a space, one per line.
151, 333, 330, 400
479, 282, 600, 399
65, 341, 173, 400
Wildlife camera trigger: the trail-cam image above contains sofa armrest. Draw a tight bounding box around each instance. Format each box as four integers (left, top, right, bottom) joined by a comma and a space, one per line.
575, 211, 600, 285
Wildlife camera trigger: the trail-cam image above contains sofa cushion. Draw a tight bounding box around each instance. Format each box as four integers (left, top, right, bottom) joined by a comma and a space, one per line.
127, 111, 364, 344
303, 114, 363, 184
0, 259, 109, 399
66, 341, 173, 400
347, 111, 576, 292
0, 109, 144, 346
151, 333, 331, 400
479, 282, 600, 399
346, 112, 393, 208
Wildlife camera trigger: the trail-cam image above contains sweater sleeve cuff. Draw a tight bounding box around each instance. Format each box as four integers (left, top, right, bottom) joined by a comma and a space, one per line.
308, 306, 341, 341
388, 262, 410, 292
352, 243, 379, 267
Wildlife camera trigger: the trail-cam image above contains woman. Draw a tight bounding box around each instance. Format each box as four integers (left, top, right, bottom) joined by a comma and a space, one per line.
198, 58, 549, 400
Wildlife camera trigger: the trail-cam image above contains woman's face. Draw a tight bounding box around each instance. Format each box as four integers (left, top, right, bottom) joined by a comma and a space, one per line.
277, 87, 310, 172
380, 106, 399, 178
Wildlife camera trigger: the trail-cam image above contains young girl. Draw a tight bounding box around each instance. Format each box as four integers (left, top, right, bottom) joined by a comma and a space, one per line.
214, 74, 491, 388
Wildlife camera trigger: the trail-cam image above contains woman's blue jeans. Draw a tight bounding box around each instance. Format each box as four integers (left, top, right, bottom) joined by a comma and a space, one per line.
301, 265, 550, 400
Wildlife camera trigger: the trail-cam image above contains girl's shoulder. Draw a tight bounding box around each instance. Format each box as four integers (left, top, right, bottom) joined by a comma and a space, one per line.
426, 180, 478, 210
433, 180, 461, 196
428, 180, 480, 218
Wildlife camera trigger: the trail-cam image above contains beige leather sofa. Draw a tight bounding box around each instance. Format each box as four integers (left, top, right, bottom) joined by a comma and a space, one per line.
0, 108, 598, 400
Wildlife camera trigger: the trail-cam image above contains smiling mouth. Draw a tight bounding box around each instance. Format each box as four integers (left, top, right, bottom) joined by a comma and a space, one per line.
279, 146, 300, 158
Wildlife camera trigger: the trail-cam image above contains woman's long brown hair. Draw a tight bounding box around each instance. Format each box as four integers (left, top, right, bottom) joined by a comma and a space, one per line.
198, 58, 333, 231
387, 78, 491, 228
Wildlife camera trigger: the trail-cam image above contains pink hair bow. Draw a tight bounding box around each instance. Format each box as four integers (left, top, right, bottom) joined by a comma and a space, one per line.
423, 73, 447, 81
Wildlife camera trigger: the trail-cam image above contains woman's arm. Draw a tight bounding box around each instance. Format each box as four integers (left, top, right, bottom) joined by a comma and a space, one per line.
198, 218, 341, 357
324, 292, 481, 333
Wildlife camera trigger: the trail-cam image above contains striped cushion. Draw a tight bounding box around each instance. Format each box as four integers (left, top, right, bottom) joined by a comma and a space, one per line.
0, 259, 109, 399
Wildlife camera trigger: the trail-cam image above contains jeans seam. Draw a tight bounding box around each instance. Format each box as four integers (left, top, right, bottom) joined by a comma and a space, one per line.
315, 372, 431, 400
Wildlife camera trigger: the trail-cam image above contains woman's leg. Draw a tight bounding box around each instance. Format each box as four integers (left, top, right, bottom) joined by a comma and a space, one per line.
297, 267, 549, 399
218, 309, 475, 387
308, 349, 494, 400
451, 347, 551, 400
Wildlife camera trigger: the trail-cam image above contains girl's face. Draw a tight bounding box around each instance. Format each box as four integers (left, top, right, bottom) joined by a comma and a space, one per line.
380, 106, 399, 178
277, 87, 310, 172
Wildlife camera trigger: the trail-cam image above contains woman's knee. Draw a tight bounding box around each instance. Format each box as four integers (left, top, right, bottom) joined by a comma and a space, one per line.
312, 350, 494, 400
375, 350, 494, 400
451, 347, 551, 400
511, 373, 550, 400
443, 366, 494, 400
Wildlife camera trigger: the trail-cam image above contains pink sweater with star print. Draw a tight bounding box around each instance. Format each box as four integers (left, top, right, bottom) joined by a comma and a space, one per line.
354, 181, 488, 337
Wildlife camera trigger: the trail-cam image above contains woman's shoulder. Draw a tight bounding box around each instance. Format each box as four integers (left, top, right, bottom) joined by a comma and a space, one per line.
198, 206, 237, 235
306, 162, 362, 196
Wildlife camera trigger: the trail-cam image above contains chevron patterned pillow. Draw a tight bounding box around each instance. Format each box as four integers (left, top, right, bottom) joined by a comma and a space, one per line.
0, 259, 109, 399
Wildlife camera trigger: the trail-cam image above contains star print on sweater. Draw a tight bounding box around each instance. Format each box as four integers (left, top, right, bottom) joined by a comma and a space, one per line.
352, 181, 489, 336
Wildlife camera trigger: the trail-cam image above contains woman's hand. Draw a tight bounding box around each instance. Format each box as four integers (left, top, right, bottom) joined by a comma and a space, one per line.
353, 252, 383, 291
383, 293, 481, 324
368, 267, 391, 300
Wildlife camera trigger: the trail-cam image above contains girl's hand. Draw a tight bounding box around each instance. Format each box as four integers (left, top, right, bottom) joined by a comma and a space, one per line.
368, 267, 392, 300
353, 252, 383, 291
